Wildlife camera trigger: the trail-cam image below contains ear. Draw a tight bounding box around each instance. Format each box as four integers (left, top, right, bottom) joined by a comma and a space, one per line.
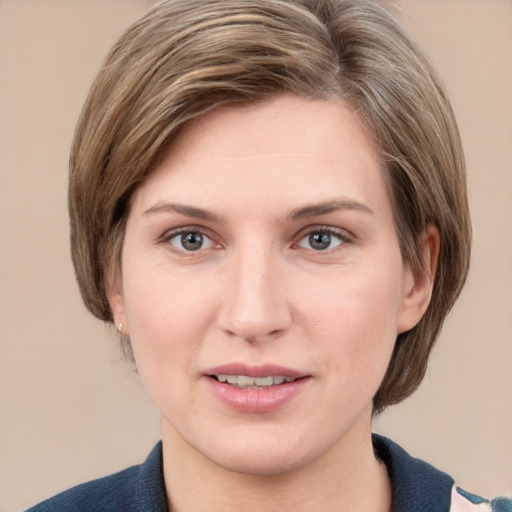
106, 272, 129, 336
397, 225, 440, 334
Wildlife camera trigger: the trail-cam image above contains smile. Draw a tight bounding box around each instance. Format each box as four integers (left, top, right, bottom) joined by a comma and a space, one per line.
213, 374, 297, 388
205, 366, 310, 412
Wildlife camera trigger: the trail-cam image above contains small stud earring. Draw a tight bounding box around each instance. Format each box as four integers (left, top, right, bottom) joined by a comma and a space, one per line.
118, 322, 123, 334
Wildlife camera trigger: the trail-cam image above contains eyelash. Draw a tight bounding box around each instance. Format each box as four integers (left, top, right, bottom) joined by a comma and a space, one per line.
159, 226, 353, 255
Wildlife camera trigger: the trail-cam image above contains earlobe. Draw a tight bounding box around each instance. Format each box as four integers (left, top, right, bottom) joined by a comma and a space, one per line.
106, 274, 128, 335
397, 225, 440, 334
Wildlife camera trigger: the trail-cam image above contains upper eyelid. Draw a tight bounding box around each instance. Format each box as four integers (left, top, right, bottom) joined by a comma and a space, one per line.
293, 225, 354, 242
159, 225, 214, 239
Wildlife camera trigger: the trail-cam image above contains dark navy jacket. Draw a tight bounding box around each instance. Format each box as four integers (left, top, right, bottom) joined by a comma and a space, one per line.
25, 435, 457, 512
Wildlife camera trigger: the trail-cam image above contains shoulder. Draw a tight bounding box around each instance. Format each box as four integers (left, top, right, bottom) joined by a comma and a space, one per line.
24, 465, 141, 512
24, 442, 168, 512
372, 434, 511, 512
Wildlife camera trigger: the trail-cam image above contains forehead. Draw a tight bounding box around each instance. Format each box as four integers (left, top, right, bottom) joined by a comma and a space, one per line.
131, 94, 389, 218
161, 95, 375, 165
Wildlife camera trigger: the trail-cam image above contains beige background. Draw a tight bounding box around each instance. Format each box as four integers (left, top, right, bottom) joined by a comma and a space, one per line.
0, 1, 511, 510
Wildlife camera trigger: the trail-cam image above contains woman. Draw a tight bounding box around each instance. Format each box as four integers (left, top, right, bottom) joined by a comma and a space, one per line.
26, 0, 510, 511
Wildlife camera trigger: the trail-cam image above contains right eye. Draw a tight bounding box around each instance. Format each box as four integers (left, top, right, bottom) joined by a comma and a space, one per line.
166, 230, 215, 252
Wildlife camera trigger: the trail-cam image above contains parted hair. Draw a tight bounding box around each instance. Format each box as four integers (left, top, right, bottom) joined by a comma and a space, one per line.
69, 0, 471, 413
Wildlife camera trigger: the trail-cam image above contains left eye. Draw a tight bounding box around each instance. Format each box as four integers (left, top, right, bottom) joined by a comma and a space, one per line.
297, 230, 345, 251
167, 231, 214, 252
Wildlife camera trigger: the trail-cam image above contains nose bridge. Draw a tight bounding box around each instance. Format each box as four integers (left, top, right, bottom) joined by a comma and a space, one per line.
218, 242, 291, 341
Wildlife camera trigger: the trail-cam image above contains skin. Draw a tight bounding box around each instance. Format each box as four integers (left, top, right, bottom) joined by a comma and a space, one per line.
108, 95, 437, 512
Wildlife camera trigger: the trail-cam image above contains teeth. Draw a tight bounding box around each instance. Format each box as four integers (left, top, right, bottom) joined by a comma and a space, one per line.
216, 375, 296, 388
238, 375, 254, 387
255, 376, 274, 386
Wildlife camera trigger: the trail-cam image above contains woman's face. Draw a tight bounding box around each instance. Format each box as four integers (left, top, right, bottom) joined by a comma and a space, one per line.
109, 95, 429, 475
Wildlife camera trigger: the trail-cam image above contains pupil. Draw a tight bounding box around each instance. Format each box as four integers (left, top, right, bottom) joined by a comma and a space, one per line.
182, 232, 203, 250
310, 232, 330, 250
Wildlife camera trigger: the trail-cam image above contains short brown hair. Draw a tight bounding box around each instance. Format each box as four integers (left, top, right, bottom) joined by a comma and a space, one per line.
69, 0, 471, 413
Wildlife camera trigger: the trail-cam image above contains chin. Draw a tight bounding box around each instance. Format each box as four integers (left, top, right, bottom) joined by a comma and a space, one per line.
214, 452, 310, 477
202, 436, 323, 477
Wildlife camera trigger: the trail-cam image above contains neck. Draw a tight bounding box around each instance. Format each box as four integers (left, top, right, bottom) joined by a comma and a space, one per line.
161, 417, 391, 512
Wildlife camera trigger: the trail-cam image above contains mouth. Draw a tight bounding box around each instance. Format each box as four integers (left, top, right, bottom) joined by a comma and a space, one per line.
204, 365, 310, 413
210, 374, 299, 389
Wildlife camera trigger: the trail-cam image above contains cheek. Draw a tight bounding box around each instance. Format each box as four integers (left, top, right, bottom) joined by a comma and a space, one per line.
121, 262, 219, 374
299, 260, 403, 379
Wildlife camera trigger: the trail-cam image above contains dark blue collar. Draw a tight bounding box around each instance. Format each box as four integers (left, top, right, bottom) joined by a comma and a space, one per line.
134, 441, 168, 512
373, 434, 454, 512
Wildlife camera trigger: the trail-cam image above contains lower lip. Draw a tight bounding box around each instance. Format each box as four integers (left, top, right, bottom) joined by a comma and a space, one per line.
205, 377, 310, 413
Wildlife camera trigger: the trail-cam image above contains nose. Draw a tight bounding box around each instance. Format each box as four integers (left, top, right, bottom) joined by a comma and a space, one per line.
217, 247, 292, 343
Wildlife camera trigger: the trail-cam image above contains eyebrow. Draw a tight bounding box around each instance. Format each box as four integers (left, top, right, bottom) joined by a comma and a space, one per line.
143, 198, 373, 222
143, 202, 221, 222
288, 199, 374, 220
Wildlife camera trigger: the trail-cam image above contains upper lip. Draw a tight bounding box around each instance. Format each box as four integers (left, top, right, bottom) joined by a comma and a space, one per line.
203, 363, 308, 379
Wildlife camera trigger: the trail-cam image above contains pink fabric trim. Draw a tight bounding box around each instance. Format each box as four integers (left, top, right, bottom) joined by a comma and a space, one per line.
449, 486, 492, 512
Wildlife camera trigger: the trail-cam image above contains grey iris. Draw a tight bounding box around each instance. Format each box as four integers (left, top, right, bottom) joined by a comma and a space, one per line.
182, 232, 203, 251
309, 232, 331, 250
